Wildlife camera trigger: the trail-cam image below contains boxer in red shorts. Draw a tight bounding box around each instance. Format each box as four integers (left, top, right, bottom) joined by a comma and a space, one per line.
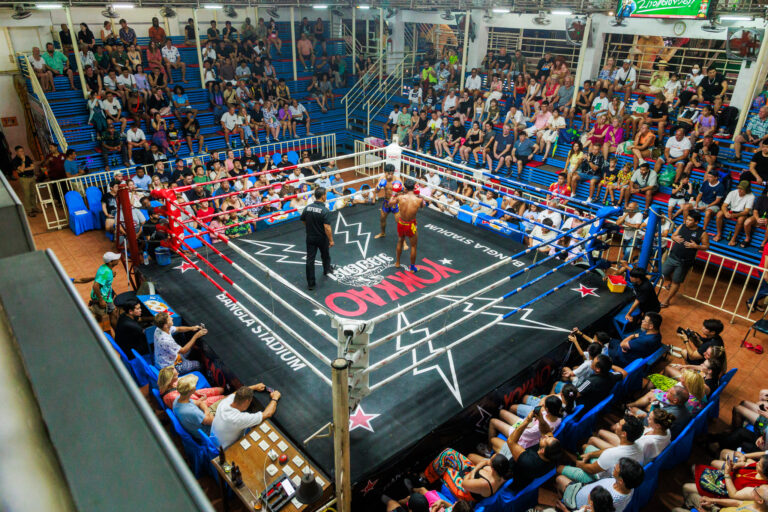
391, 178, 425, 271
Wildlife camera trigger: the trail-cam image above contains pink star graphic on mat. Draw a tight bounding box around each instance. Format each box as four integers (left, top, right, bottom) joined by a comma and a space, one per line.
572, 284, 599, 298
174, 261, 197, 274
360, 479, 379, 495
349, 405, 379, 433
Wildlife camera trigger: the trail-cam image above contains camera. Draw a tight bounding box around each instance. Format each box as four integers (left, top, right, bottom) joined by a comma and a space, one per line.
676, 326, 697, 340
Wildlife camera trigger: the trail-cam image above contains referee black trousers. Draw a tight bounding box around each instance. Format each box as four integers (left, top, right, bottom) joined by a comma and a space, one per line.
306, 237, 332, 286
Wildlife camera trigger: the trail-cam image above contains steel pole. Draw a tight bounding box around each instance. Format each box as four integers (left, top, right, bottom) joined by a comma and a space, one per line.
65, 7, 88, 99
459, 10, 470, 91
379, 8, 384, 88
331, 358, 351, 512
192, 9, 205, 86
290, 7, 298, 81
733, 37, 768, 138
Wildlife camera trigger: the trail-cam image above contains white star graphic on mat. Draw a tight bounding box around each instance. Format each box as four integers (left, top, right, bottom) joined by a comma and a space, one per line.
439, 258, 453, 265
394, 311, 463, 406
572, 284, 599, 298
174, 260, 197, 274
239, 239, 320, 265
349, 405, 380, 432
433, 295, 570, 333
313, 308, 325, 317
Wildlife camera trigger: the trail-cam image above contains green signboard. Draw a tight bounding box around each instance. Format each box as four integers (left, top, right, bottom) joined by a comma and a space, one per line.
618, 0, 711, 19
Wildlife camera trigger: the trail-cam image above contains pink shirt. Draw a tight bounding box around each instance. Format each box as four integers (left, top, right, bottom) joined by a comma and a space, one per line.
606, 125, 624, 146
515, 415, 562, 449
533, 112, 552, 130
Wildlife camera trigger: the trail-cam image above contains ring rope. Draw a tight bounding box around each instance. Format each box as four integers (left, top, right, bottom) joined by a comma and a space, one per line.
399, 155, 590, 223
368, 261, 599, 391
178, 238, 336, 374
401, 147, 595, 212
367, 226, 605, 350
363, 229, 604, 373
365, 203, 603, 327
171, 244, 333, 386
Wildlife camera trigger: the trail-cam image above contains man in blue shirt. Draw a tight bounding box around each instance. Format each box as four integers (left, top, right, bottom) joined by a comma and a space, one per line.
489, 124, 516, 175
511, 132, 536, 180
608, 312, 662, 367
172, 375, 214, 440
684, 169, 724, 232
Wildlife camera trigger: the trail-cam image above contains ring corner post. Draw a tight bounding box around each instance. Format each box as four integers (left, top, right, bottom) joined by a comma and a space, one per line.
637, 205, 660, 272
331, 358, 352, 512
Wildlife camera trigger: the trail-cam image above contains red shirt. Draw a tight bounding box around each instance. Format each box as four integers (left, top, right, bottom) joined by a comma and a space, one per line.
148, 26, 166, 44
549, 182, 571, 198
46, 153, 66, 181
197, 206, 215, 222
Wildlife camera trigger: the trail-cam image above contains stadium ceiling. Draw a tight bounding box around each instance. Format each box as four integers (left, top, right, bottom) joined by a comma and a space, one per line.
0, 0, 764, 15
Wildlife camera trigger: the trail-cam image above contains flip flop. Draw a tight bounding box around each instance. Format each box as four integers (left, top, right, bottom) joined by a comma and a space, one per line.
659, 303, 669, 309
755, 345, 765, 355
740, 239, 752, 248
744, 341, 755, 350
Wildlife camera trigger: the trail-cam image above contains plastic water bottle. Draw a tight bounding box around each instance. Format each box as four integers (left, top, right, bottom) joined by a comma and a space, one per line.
90, 132, 95, 141
143, 250, 149, 265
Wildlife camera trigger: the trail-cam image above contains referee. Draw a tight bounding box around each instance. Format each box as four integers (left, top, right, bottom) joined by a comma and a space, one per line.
300, 187, 335, 290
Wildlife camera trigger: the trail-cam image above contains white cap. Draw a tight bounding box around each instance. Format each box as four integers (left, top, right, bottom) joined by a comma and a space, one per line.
103, 252, 121, 263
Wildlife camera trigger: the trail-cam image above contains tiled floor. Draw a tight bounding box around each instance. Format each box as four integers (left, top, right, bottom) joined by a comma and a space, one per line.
26, 178, 768, 512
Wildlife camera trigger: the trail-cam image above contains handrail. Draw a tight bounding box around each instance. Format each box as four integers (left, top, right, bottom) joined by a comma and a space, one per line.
367, 57, 408, 133
20, 53, 68, 152
341, 23, 364, 59
342, 54, 385, 129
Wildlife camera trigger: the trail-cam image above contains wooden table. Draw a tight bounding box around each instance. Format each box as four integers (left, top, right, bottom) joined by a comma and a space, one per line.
212, 419, 333, 512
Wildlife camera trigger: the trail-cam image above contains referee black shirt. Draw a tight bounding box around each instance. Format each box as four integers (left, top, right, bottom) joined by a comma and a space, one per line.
301, 201, 331, 241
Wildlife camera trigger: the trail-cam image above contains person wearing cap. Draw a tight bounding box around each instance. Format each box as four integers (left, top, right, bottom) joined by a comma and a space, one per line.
714, 180, 755, 245
614, 59, 637, 105
89, 252, 122, 329
661, 211, 709, 307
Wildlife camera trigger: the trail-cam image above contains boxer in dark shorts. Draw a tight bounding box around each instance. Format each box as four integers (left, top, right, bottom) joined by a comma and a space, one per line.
392, 178, 425, 271
375, 163, 407, 249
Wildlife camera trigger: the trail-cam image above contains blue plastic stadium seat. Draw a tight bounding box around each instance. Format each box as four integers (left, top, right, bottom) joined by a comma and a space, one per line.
64, 190, 98, 235
84, 186, 104, 227
613, 302, 640, 338
706, 368, 738, 420
560, 394, 614, 452
286, 150, 299, 165
457, 204, 475, 224
272, 153, 282, 166
165, 409, 208, 477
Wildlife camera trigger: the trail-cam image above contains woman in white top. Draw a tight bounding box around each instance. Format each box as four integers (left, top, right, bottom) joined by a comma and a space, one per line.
484, 74, 504, 110
29, 47, 54, 92
522, 77, 542, 118
608, 97, 625, 121
587, 408, 674, 464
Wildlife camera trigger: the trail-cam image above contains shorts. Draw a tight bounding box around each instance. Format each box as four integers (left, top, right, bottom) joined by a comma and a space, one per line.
662, 252, 693, 284
524, 126, 539, 137
89, 300, 115, 320
382, 200, 399, 214
515, 395, 542, 417
578, 172, 600, 181
562, 482, 585, 509
669, 197, 690, 209
560, 446, 600, 484
397, 219, 417, 238
516, 155, 531, 166
696, 201, 720, 212
657, 155, 688, 167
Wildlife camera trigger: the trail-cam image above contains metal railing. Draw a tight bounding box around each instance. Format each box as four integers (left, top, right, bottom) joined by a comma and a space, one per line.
341, 22, 364, 59
488, 27, 580, 74
19, 53, 68, 152
366, 55, 413, 133
608, 226, 768, 324
342, 54, 385, 128
602, 33, 742, 90
36, 134, 337, 231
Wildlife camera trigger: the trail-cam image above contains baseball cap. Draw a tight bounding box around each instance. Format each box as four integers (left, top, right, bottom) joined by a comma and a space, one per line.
623, 58, 632, 63
738, 180, 751, 192
103, 251, 121, 263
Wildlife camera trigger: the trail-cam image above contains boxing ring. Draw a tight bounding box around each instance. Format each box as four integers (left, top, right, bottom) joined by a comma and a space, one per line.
143, 144, 627, 510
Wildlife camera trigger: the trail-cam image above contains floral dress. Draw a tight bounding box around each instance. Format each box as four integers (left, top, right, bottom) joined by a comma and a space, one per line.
263, 106, 280, 130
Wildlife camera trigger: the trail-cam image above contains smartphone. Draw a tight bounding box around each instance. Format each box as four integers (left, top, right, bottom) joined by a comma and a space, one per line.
200, 323, 206, 330
266, 386, 275, 393
533, 406, 542, 415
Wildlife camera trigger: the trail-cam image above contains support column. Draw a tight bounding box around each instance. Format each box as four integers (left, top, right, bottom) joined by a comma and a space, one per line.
64, 7, 87, 99
192, 9, 205, 87
290, 7, 298, 81
3, 28, 15, 67
570, 16, 593, 109
378, 8, 384, 87
733, 41, 768, 138
351, 7, 356, 74
459, 10, 470, 91
163, 16, 171, 37
331, 358, 351, 512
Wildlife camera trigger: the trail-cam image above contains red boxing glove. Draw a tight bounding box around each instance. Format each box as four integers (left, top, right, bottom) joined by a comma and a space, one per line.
413, 184, 421, 195
392, 181, 403, 193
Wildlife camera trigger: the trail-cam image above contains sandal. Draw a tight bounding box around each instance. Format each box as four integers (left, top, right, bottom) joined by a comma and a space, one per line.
659, 302, 669, 308
744, 341, 755, 350
740, 239, 752, 248
755, 345, 765, 354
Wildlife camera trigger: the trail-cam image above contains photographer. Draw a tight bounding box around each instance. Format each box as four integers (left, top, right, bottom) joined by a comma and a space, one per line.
670, 318, 724, 364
